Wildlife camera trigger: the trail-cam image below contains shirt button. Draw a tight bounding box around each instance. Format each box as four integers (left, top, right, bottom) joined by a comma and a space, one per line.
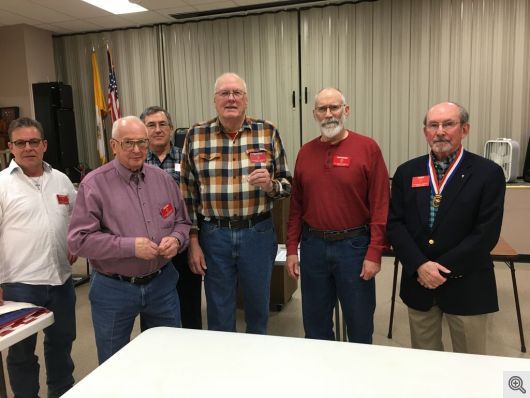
428, 239, 434, 245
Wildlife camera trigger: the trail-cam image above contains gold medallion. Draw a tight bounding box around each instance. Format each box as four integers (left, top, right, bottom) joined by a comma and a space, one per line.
432, 194, 442, 208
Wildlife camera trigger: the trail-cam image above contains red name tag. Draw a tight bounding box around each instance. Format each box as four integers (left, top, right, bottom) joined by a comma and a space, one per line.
160, 203, 174, 219
411, 176, 429, 188
56, 194, 69, 205
249, 152, 267, 164
332, 155, 351, 167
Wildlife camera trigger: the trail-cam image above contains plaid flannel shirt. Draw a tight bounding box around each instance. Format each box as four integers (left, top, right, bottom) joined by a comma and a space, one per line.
146, 144, 182, 185
180, 116, 292, 228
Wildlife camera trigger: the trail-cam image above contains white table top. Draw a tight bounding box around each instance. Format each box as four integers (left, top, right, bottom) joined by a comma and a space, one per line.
64, 327, 530, 398
0, 310, 54, 351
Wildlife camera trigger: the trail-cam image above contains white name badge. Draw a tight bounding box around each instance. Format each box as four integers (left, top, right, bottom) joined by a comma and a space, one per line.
174, 164, 181, 172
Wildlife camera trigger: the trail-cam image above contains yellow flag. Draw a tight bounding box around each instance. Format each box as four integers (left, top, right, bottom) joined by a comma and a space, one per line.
91, 51, 107, 165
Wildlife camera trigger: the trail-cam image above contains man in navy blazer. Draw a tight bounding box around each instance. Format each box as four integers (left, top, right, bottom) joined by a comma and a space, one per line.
388, 102, 505, 354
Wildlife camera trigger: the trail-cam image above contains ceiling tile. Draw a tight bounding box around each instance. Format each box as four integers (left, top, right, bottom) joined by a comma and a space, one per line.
156, 6, 196, 16
0, 0, 75, 24
120, 10, 174, 25
84, 15, 141, 30
137, 0, 190, 8
192, 1, 239, 12
50, 19, 104, 34
30, 0, 110, 18
0, 9, 42, 26
33, 23, 73, 34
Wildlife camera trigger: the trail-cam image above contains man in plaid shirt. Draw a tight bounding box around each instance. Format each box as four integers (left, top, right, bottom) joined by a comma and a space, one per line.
181, 73, 291, 334
141, 106, 202, 330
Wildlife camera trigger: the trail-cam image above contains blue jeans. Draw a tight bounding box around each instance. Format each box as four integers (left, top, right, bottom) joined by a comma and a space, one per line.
300, 230, 375, 343
89, 263, 180, 364
200, 217, 277, 334
1, 278, 76, 398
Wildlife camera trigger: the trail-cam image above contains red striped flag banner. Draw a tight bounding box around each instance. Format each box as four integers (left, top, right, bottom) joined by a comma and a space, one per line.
106, 47, 121, 122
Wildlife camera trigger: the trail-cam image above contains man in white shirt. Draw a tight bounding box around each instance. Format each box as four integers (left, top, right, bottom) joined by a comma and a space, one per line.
0, 117, 77, 398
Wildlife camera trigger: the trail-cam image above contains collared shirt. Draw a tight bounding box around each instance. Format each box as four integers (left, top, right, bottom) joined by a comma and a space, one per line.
67, 158, 191, 277
0, 160, 76, 285
146, 144, 182, 185
429, 149, 459, 228
180, 116, 292, 228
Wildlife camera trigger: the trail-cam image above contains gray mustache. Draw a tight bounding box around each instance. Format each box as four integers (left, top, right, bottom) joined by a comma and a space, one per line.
321, 120, 339, 127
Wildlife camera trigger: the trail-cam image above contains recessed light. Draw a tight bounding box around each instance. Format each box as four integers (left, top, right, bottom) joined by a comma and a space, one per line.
82, 0, 147, 15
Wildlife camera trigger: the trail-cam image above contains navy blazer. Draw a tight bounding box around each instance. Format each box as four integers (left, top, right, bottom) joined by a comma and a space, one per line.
387, 150, 506, 315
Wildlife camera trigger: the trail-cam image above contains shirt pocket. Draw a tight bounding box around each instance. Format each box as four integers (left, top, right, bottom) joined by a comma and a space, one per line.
194, 153, 222, 178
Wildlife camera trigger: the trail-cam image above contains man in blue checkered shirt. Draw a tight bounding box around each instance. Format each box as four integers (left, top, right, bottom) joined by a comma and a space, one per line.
140, 106, 202, 329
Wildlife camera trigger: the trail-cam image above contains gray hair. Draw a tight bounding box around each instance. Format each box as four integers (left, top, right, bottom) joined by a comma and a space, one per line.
314, 88, 346, 107
214, 72, 248, 95
8, 117, 45, 141
423, 102, 469, 125
139, 106, 174, 128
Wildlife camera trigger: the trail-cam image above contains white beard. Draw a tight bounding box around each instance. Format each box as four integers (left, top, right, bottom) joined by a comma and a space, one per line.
320, 119, 344, 140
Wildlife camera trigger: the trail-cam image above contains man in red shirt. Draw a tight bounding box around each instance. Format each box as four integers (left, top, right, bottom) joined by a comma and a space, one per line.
286, 88, 389, 343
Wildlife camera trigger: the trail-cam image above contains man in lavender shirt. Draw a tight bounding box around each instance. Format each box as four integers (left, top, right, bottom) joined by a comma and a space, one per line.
68, 116, 191, 364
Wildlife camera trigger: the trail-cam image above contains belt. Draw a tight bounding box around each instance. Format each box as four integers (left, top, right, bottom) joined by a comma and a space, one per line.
99, 264, 167, 285
205, 211, 271, 229
304, 224, 369, 241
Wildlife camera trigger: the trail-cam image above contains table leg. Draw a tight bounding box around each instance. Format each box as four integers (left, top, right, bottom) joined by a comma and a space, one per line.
506, 260, 527, 353
334, 301, 341, 341
0, 352, 8, 398
387, 258, 399, 339
342, 309, 347, 342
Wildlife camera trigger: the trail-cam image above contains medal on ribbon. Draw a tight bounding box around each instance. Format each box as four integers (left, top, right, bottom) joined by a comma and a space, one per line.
428, 146, 464, 208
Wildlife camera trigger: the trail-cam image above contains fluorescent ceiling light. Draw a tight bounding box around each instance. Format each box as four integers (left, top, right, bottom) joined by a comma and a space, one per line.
82, 0, 147, 14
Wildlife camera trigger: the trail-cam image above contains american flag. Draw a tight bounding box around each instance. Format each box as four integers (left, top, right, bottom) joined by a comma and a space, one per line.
107, 48, 121, 122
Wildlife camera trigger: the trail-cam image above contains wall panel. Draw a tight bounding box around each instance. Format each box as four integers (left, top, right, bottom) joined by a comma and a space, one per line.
163, 11, 300, 167
300, 0, 530, 174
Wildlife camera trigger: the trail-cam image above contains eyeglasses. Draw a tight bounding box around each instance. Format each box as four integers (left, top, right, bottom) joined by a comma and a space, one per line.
10, 139, 44, 148
425, 120, 461, 132
215, 90, 246, 99
145, 121, 170, 130
112, 138, 149, 151
314, 104, 345, 115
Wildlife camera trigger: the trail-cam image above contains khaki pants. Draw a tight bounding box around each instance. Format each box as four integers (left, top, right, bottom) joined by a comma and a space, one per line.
408, 305, 488, 354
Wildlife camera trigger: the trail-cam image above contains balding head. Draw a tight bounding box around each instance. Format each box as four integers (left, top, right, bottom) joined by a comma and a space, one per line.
110, 116, 149, 171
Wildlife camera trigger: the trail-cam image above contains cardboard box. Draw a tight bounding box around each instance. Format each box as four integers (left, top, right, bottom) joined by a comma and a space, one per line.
269, 262, 298, 311
272, 198, 289, 244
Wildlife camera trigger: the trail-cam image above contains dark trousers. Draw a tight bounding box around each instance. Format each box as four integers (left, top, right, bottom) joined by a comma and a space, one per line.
2, 278, 76, 398
173, 249, 203, 329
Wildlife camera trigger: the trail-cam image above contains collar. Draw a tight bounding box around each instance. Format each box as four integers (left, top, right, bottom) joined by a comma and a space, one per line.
430, 146, 460, 170
147, 144, 178, 162
8, 159, 52, 175
215, 116, 252, 135
112, 158, 145, 182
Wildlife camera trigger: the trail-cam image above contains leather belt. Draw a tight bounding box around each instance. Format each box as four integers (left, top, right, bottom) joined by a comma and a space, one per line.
99, 263, 167, 285
205, 211, 271, 229
304, 224, 369, 241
